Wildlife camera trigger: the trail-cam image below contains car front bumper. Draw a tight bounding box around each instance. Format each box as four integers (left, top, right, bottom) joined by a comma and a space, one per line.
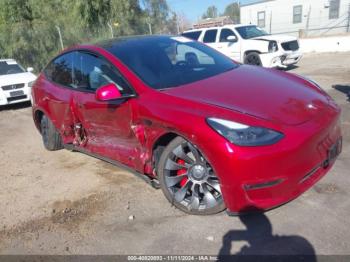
260, 50, 303, 68
0, 85, 31, 106
200, 104, 341, 214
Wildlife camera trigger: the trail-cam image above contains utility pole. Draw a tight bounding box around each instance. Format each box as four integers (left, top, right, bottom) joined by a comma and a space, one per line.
347, 3, 350, 33
107, 22, 114, 38
55, 25, 64, 50
147, 17, 152, 35
269, 10, 272, 34
176, 13, 181, 34
305, 5, 311, 37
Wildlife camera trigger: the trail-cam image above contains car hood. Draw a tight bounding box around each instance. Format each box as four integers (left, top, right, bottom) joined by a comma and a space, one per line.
163, 66, 329, 126
252, 34, 297, 43
0, 72, 36, 86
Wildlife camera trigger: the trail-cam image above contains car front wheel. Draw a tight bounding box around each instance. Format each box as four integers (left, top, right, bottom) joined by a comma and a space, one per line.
244, 52, 262, 66
158, 137, 225, 215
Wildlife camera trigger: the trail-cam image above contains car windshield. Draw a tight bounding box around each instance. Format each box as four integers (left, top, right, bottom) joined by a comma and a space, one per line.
235, 25, 269, 39
0, 61, 25, 75
102, 36, 238, 90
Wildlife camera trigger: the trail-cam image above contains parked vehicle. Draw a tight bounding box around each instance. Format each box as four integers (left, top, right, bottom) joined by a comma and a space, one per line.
32, 35, 341, 215
182, 24, 302, 68
0, 59, 36, 106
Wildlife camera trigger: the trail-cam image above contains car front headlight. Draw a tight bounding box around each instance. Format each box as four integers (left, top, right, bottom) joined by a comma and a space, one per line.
268, 41, 278, 53
28, 81, 35, 87
207, 118, 284, 146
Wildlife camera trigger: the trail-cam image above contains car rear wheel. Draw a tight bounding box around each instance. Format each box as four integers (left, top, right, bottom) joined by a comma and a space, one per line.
244, 52, 262, 66
40, 115, 63, 151
158, 137, 225, 215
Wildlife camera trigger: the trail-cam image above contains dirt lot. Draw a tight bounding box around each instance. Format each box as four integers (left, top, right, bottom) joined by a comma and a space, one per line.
0, 52, 350, 256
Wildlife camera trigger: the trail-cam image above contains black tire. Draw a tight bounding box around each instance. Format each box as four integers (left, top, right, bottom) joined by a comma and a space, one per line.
157, 136, 226, 215
40, 115, 63, 151
244, 52, 262, 66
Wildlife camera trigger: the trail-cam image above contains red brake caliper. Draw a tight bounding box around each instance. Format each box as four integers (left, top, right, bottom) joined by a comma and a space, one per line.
177, 159, 188, 187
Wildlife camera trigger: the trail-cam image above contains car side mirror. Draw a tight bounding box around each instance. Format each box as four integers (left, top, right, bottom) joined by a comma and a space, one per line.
27, 67, 34, 72
227, 35, 237, 42
96, 83, 122, 101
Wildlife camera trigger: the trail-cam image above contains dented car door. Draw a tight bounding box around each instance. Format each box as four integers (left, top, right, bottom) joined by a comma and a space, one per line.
40, 51, 76, 144
70, 51, 142, 169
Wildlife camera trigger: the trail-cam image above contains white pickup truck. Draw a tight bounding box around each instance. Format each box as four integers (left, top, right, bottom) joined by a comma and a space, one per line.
182, 24, 302, 68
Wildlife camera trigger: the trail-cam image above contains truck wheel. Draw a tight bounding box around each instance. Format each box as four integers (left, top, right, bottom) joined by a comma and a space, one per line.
244, 52, 262, 66
40, 115, 63, 151
157, 136, 225, 215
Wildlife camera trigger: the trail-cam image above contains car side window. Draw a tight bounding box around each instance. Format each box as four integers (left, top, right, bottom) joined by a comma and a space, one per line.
220, 29, 237, 42
45, 52, 74, 87
203, 29, 218, 43
73, 51, 133, 95
181, 31, 202, 41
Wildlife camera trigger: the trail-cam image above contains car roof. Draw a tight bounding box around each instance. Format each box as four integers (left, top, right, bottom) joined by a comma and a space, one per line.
0, 59, 16, 63
96, 35, 173, 50
183, 24, 254, 33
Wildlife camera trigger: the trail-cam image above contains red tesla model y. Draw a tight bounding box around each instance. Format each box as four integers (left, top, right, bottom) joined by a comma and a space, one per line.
32, 35, 342, 215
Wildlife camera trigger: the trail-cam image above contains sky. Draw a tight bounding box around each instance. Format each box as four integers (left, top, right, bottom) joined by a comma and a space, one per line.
167, 0, 258, 22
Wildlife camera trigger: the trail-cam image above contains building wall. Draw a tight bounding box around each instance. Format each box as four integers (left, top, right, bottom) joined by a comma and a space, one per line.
240, 0, 350, 37
300, 35, 350, 52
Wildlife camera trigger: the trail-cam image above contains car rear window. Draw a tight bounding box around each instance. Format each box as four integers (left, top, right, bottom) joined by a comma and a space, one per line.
44, 52, 74, 87
182, 31, 202, 41
203, 29, 218, 43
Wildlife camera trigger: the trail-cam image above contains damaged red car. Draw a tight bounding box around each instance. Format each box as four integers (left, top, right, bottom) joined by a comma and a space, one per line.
32, 35, 342, 215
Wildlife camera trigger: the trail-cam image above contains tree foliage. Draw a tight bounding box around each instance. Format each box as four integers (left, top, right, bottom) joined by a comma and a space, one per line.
202, 5, 218, 19
201, 2, 240, 24
0, 0, 178, 71
222, 2, 240, 24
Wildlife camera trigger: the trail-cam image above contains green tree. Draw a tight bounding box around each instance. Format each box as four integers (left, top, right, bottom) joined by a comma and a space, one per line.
142, 0, 171, 34
222, 2, 240, 24
78, 0, 111, 27
202, 5, 218, 19
0, 0, 176, 71
110, 0, 146, 36
0, 0, 61, 70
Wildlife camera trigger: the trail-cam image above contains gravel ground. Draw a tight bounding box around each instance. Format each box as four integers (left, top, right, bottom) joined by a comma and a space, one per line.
0, 52, 349, 256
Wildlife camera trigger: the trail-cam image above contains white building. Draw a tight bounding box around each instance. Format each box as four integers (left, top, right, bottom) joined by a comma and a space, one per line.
240, 0, 350, 37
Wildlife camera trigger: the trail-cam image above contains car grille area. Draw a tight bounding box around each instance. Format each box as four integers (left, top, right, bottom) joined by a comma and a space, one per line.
281, 40, 299, 51
7, 95, 27, 103
1, 83, 25, 91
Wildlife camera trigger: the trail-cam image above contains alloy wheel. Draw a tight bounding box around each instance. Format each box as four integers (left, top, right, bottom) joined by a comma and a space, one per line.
163, 140, 223, 212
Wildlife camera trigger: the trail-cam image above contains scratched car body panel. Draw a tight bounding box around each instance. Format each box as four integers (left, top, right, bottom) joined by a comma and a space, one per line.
32, 35, 342, 215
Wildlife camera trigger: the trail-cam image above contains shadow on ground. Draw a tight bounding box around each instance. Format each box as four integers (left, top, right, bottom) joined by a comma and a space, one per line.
280, 65, 299, 72
333, 85, 350, 101
217, 213, 316, 262
0, 101, 31, 111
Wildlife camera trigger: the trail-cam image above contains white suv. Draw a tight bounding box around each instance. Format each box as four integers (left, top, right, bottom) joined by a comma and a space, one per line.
0, 59, 36, 106
182, 24, 302, 68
